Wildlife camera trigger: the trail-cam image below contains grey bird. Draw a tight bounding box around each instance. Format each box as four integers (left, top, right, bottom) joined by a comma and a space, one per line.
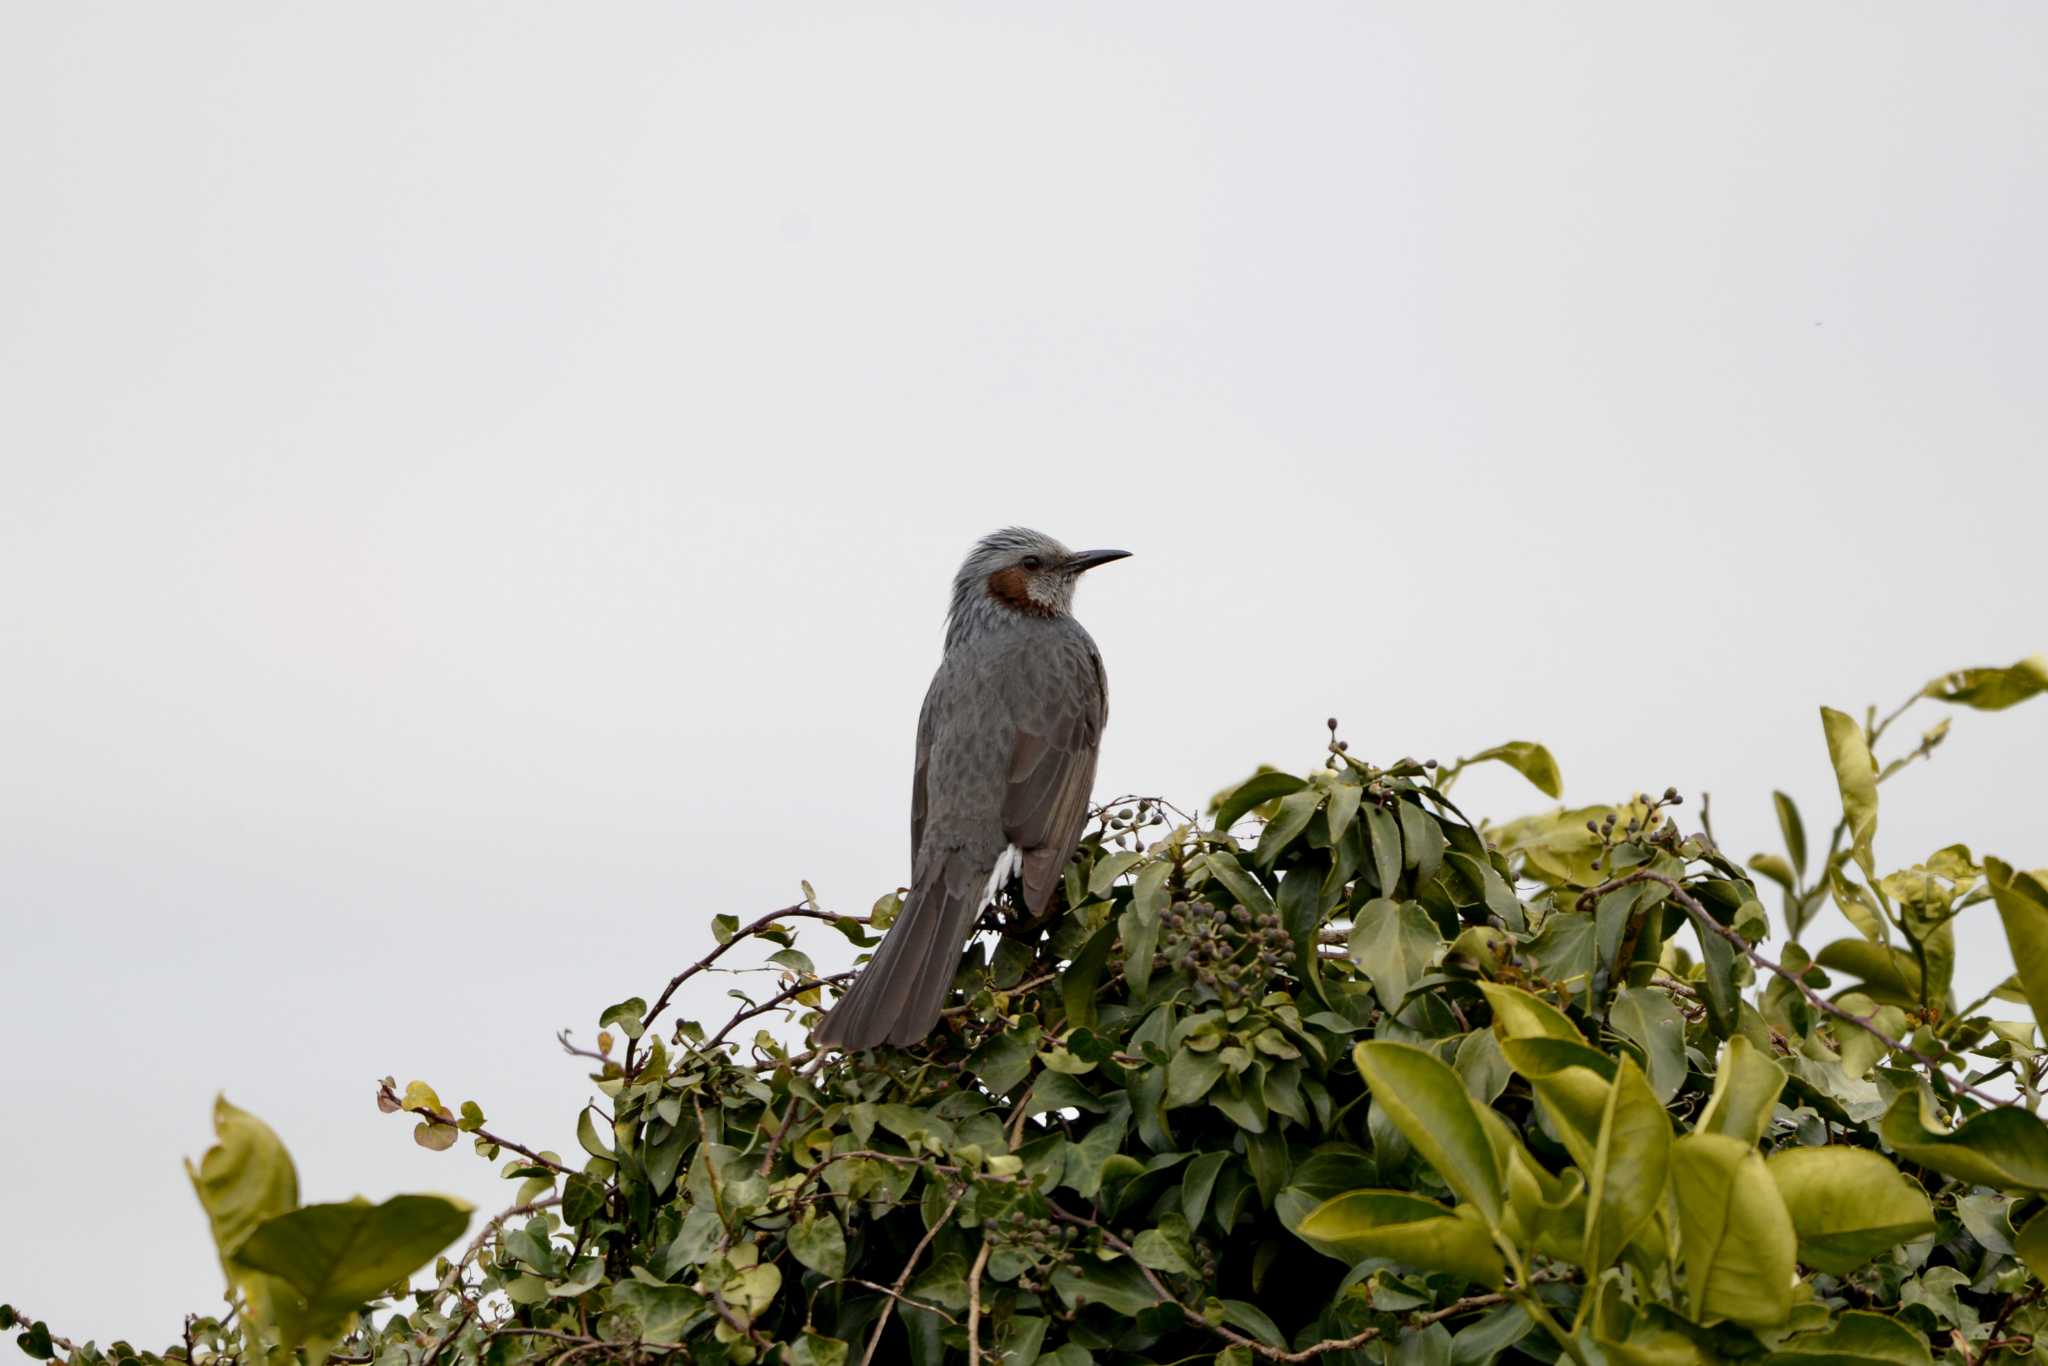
816, 528, 1129, 1050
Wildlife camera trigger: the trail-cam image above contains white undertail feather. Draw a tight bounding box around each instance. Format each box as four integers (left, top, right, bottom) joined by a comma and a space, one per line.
982, 843, 1023, 909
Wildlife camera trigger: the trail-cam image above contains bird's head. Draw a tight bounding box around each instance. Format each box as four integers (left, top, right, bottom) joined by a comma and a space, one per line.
947, 527, 1130, 636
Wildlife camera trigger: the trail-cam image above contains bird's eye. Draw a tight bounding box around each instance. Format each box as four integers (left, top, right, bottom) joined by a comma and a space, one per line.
1020, 555, 1043, 570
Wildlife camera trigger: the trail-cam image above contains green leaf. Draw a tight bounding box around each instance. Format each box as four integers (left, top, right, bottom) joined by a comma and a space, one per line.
1464, 741, 1564, 799
1347, 898, 1441, 1014
1050, 1258, 1162, 1317
1774, 791, 1808, 876
1295, 1190, 1504, 1286
185, 1096, 306, 1351
232, 1195, 472, 1319
1766, 1311, 1933, 1365
1813, 939, 1921, 1007
2015, 1206, 2048, 1282
1166, 1048, 1226, 1108
1609, 988, 1688, 1105
1257, 788, 1325, 867
1987, 859, 2048, 1032
599, 997, 648, 1039
1765, 1147, 1935, 1276
1694, 1036, 1786, 1146
786, 1211, 847, 1279
1920, 655, 2048, 711
1352, 1042, 1503, 1227
1062, 923, 1117, 1031
1213, 770, 1309, 832
1670, 1132, 1796, 1328
1878, 1089, 2048, 1192
1203, 850, 1278, 920
1326, 781, 1364, 847
577, 1107, 614, 1161
785, 1334, 850, 1366
1365, 804, 1403, 897
1820, 707, 1879, 879
1582, 1055, 1670, 1273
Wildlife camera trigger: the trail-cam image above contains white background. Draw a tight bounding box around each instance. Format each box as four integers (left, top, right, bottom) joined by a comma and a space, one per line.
4, 2, 2043, 1338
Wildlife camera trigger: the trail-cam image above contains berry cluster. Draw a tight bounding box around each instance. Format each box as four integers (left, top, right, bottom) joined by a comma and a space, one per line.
990, 1208, 1079, 1290
1162, 898, 1293, 1000
1099, 798, 1169, 850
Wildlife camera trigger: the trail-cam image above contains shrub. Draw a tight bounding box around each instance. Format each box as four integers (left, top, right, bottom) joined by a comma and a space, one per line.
7, 657, 2048, 1366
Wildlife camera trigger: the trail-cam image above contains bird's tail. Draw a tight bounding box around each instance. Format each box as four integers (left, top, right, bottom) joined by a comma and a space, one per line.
814, 854, 982, 1050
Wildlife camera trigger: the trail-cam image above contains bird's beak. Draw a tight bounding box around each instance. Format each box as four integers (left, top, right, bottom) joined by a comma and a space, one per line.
1061, 548, 1132, 575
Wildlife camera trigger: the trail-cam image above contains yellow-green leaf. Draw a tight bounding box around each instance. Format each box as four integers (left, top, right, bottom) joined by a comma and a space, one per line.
1465, 741, 1564, 799
1352, 1042, 1503, 1227
1583, 1055, 1671, 1273
1765, 1148, 1935, 1275
1767, 1310, 1933, 1365
1878, 1090, 2048, 1192
1921, 655, 2048, 712
1671, 1132, 1796, 1328
232, 1194, 473, 1320
1987, 859, 2048, 1034
185, 1096, 305, 1352
1820, 706, 1879, 879
1295, 1190, 1504, 1286
2015, 1207, 2048, 1282
1695, 1036, 1787, 1146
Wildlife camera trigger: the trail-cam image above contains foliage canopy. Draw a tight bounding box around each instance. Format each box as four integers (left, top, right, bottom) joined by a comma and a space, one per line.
8, 655, 2048, 1366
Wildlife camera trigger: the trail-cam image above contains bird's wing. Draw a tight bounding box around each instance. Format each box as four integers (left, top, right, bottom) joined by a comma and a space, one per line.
1003, 638, 1109, 915
909, 678, 940, 864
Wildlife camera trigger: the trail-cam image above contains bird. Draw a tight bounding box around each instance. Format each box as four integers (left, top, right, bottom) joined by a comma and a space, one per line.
815, 527, 1129, 1050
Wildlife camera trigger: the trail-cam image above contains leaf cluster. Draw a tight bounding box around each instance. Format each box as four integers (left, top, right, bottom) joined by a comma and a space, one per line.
8, 656, 2048, 1366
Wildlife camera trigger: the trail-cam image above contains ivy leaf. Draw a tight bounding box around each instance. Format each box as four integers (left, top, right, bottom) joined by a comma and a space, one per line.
787, 1211, 847, 1279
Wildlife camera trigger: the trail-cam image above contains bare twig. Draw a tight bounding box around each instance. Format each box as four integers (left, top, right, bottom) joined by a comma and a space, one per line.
631, 905, 873, 1072
966, 1238, 994, 1366
857, 1183, 966, 1366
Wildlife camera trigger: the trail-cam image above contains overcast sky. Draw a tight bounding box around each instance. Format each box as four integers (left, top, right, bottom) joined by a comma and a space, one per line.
4, 1, 2045, 1339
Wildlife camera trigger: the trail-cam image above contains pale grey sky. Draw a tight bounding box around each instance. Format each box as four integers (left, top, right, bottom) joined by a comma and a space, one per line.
3, 1, 2043, 1338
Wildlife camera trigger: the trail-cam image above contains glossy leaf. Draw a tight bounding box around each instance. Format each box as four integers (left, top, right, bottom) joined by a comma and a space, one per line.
1694, 1035, 1785, 1146
1987, 858, 2048, 1032
1765, 1147, 1934, 1275
1353, 1042, 1503, 1227
1295, 1190, 1504, 1286
1670, 1132, 1796, 1328
1582, 1055, 1670, 1272
1878, 1089, 2048, 1192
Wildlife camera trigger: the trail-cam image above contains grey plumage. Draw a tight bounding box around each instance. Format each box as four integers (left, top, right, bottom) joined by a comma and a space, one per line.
815, 528, 1127, 1050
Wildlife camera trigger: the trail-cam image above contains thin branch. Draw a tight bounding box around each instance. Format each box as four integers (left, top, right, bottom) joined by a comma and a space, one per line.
631, 904, 873, 1072
1574, 869, 2015, 1109
966, 1238, 994, 1366
376, 1079, 572, 1172
422, 1195, 564, 1366
858, 1183, 966, 1366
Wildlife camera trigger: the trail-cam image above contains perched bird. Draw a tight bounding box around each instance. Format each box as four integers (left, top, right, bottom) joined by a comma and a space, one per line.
816, 528, 1129, 1050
